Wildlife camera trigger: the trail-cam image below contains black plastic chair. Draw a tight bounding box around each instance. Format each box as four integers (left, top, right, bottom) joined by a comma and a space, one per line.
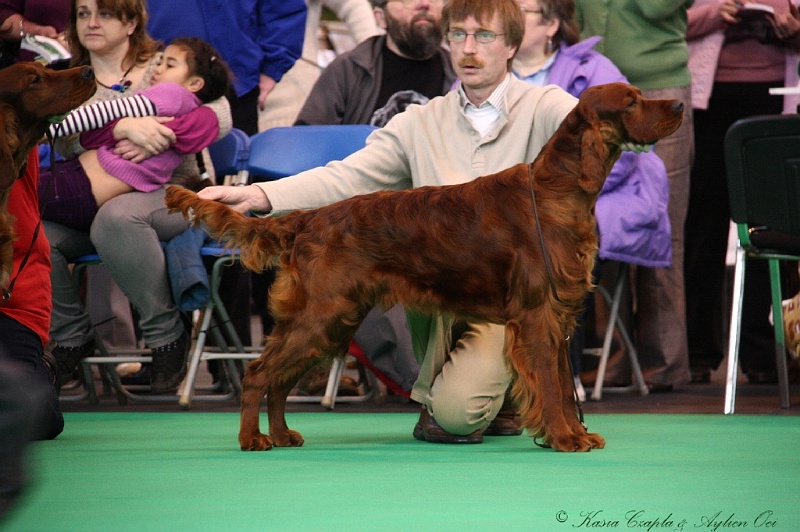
723, 114, 800, 413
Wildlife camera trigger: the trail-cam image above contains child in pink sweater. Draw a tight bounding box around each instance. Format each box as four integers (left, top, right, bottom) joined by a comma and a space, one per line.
39, 37, 232, 230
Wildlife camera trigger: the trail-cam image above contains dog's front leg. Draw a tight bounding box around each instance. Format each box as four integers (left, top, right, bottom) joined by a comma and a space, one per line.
559, 332, 605, 450
506, 312, 604, 452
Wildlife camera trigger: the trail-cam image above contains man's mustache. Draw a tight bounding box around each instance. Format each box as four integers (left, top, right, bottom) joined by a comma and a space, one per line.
411, 13, 436, 25
458, 57, 485, 68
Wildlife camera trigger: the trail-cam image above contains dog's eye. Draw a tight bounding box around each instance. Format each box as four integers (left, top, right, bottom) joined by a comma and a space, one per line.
29, 75, 42, 85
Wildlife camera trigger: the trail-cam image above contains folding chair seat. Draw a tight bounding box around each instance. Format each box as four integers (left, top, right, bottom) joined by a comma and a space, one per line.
723, 114, 800, 413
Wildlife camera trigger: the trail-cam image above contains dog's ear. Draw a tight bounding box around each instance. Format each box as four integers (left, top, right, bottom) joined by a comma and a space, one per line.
0, 103, 21, 190
579, 123, 610, 195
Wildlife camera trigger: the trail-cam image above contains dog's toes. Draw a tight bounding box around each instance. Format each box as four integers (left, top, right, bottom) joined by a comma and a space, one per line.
271, 429, 304, 448
548, 431, 603, 452
239, 432, 273, 451
586, 432, 606, 449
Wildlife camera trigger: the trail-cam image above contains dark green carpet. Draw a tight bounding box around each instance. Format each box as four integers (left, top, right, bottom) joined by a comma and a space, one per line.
4, 413, 799, 531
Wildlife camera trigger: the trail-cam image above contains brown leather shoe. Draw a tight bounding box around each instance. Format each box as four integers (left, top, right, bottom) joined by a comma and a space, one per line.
412, 406, 483, 444
483, 393, 523, 436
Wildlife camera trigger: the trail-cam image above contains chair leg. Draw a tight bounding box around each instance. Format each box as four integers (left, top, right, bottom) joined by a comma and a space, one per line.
589, 263, 648, 400
768, 259, 792, 409
590, 267, 624, 401
321, 356, 346, 409
179, 305, 213, 409
725, 245, 746, 414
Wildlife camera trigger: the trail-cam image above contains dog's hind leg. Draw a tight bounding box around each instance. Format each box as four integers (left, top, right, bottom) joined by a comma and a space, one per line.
239, 318, 325, 450
239, 344, 279, 451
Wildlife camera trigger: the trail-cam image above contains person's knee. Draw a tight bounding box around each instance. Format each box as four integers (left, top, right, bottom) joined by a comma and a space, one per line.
91, 200, 132, 243
428, 392, 498, 435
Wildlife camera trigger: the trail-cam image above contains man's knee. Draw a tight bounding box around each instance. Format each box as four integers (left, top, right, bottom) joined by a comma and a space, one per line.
428, 391, 502, 435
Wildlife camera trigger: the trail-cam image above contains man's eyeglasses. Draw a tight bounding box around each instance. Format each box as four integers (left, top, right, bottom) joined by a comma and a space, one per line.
384, 0, 444, 7
446, 29, 504, 44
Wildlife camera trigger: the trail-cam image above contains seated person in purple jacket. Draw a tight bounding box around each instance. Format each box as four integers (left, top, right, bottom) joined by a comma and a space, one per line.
39, 37, 232, 231
512, 0, 671, 398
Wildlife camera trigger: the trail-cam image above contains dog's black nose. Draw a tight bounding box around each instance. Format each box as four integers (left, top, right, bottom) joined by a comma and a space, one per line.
672, 101, 684, 112
81, 66, 95, 81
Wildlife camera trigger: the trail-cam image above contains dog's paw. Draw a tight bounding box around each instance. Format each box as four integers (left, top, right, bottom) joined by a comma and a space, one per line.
548, 430, 605, 452
271, 429, 304, 447
585, 432, 606, 449
239, 432, 273, 451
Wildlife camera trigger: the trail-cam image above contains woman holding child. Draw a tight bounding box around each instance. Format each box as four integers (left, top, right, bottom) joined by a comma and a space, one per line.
46, 0, 232, 394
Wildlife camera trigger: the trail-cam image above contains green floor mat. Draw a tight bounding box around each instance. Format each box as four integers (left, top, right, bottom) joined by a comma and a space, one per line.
4, 412, 799, 531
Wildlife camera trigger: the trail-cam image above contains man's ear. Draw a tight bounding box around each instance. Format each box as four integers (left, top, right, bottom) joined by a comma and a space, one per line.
373, 6, 388, 30
186, 75, 206, 94
0, 104, 21, 190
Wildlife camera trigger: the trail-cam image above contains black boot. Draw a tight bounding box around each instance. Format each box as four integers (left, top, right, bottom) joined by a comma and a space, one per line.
150, 328, 189, 394
52, 339, 95, 383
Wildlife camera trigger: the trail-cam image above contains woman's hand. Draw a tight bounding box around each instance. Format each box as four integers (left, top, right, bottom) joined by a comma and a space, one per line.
719, 0, 743, 24
112, 116, 176, 156
197, 184, 272, 214
112, 139, 151, 163
774, 1, 800, 40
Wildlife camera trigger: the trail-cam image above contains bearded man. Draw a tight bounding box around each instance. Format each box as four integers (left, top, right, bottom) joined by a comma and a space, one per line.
295, 0, 456, 127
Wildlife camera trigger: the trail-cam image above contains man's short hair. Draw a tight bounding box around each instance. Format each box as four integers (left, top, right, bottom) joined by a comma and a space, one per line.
441, 0, 525, 51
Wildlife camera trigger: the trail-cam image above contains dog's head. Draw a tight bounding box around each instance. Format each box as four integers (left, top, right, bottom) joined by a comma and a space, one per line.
569, 82, 683, 195
0, 61, 96, 190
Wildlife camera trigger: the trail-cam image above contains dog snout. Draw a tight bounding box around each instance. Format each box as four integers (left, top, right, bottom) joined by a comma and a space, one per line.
81, 66, 95, 81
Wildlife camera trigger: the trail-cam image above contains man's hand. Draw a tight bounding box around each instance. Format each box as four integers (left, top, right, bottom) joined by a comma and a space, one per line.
257, 74, 277, 111
197, 184, 272, 214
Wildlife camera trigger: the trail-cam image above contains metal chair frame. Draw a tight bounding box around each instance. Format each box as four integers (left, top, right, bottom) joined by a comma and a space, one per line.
722, 114, 800, 413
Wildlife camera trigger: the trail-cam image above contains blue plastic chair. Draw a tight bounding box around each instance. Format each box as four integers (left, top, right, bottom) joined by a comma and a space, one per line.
246, 124, 377, 181
207, 127, 250, 185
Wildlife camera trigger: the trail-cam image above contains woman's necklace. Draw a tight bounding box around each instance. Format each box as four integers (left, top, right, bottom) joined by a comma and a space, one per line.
96, 63, 135, 93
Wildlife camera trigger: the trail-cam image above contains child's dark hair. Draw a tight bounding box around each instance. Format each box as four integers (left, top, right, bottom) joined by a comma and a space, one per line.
170, 37, 232, 103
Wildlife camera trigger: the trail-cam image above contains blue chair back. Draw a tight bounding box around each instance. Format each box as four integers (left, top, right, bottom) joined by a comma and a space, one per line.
246, 125, 377, 182
208, 128, 250, 185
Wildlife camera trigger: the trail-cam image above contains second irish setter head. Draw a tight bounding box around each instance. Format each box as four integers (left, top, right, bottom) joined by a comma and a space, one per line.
0, 61, 96, 290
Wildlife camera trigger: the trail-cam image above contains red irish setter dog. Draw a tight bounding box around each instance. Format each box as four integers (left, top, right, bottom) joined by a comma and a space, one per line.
166, 82, 683, 452
0, 62, 96, 290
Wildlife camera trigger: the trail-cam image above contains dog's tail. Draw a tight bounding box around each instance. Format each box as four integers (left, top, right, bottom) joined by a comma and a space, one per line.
165, 186, 294, 272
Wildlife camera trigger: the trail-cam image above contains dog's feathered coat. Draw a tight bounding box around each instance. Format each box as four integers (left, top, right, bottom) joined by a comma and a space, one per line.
167, 82, 683, 452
